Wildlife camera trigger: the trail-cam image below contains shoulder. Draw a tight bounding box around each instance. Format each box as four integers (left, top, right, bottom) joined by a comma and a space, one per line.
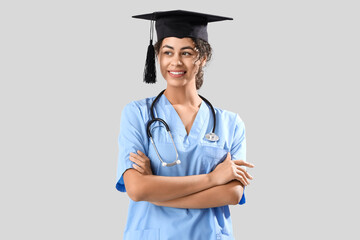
213, 107, 246, 144
213, 107, 245, 126
122, 96, 157, 112
121, 96, 157, 121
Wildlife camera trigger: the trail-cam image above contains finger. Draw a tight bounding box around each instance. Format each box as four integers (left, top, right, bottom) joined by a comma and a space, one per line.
236, 170, 250, 185
133, 151, 149, 162
129, 156, 145, 168
130, 152, 145, 163
236, 166, 253, 180
236, 174, 248, 186
137, 150, 150, 161
233, 160, 255, 168
235, 160, 255, 168
132, 163, 144, 174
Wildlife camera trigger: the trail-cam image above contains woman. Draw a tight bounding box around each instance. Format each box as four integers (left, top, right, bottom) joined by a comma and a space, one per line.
116, 10, 254, 240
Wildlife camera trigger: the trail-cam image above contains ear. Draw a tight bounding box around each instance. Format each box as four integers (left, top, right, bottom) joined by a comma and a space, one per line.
201, 56, 207, 67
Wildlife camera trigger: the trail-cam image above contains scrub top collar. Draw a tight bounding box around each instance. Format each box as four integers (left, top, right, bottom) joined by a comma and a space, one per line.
157, 93, 210, 143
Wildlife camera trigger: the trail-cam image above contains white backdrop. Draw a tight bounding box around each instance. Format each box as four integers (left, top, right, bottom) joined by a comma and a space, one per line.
1, 0, 359, 239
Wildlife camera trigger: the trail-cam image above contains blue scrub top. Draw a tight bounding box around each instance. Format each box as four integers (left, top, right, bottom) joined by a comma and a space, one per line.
116, 94, 247, 240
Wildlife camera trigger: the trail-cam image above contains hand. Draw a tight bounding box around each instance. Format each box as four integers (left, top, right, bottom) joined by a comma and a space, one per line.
209, 152, 254, 186
129, 150, 153, 175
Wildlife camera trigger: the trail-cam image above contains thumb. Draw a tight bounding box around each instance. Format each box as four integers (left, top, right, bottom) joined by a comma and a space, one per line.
226, 152, 231, 160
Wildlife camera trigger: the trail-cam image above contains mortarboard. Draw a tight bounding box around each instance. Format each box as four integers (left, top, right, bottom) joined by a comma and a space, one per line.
132, 10, 233, 83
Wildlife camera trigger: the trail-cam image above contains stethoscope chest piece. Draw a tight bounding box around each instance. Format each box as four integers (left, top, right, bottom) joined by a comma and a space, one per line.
205, 132, 220, 142
162, 159, 181, 167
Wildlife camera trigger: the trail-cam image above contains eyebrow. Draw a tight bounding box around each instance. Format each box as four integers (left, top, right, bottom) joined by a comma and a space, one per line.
162, 45, 195, 51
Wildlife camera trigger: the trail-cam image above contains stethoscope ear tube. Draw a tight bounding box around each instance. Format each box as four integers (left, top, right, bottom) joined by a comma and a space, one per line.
150, 89, 166, 120
198, 94, 217, 135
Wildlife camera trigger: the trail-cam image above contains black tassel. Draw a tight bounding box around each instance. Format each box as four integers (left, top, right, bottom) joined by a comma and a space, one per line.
144, 39, 156, 83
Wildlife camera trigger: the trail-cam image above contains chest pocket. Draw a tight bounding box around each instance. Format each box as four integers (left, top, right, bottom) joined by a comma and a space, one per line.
201, 142, 227, 173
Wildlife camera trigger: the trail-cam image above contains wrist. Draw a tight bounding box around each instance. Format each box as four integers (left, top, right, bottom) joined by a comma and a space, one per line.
207, 172, 218, 187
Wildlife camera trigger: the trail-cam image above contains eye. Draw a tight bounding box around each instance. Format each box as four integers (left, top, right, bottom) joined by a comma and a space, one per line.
182, 52, 192, 56
163, 51, 172, 56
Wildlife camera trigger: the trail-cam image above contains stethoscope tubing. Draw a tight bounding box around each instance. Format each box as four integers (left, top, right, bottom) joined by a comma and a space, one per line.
147, 89, 218, 167
149, 89, 217, 136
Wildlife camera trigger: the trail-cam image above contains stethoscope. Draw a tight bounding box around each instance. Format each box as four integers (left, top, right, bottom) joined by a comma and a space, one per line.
146, 89, 219, 167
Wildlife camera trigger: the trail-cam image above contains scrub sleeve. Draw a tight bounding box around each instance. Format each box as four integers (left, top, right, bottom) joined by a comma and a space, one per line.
116, 102, 148, 192
231, 114, 247, 205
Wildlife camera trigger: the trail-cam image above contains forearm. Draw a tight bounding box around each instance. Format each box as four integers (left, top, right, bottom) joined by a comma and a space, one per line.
124, 169, 215, 202
150, 180, 244, 209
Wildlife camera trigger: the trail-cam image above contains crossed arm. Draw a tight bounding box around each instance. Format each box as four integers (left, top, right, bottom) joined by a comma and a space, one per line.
123, 151, 253, 209
150, 180, 244, 209
123, 169, 244, 208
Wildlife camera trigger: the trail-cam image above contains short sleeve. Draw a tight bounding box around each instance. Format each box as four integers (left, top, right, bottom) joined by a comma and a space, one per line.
230, 114, 247, 205
115, 102, 148, 192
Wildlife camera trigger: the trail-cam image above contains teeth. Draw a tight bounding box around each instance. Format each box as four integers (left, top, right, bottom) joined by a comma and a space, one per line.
170, 71, 185, 75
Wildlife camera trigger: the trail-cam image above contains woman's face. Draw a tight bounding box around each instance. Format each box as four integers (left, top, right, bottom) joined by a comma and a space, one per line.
158, 37, 205, 89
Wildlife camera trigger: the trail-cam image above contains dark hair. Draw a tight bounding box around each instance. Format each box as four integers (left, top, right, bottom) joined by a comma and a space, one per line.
154, 38, 212, 90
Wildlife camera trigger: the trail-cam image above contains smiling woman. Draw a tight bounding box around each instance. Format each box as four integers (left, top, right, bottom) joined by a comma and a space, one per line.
115, 10, 255, 240
154, 37, 212, 89
157, 37, 205, 90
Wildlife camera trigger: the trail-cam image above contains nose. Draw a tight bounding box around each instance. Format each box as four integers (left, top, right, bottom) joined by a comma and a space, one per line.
170, 53, 183, 66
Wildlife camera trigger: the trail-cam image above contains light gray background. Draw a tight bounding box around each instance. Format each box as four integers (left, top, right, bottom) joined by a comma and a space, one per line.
1, 0, 359, 239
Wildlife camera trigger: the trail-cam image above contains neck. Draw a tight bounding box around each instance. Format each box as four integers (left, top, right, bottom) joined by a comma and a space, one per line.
164, 85, 202, 107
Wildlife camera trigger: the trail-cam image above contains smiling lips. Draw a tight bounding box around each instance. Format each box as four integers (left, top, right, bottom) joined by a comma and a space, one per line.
168, 71, 186, 78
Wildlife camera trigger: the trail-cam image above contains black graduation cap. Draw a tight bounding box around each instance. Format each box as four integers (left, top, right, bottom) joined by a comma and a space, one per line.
132, 10, 233, 83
